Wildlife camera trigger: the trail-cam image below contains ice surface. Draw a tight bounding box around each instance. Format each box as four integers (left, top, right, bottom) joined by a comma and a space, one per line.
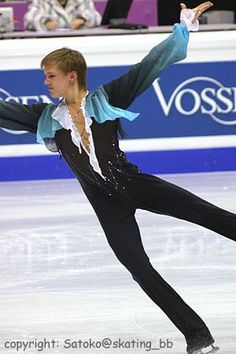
0, 172, 235, 354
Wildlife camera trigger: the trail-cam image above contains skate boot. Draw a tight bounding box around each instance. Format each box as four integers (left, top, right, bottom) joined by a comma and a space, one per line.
192, 344, 220, 354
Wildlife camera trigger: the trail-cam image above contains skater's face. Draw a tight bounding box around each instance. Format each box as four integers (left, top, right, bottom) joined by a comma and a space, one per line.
43, 64, 77, 98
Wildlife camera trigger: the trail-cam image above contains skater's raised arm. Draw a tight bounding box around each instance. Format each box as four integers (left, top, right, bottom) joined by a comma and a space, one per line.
103, 1, 213, 110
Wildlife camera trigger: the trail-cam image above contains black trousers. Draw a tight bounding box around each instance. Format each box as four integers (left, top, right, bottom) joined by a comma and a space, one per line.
79, 171, 236, 354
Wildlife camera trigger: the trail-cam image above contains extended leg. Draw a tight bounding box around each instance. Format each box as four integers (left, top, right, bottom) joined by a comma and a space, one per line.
125, 173, 236, 242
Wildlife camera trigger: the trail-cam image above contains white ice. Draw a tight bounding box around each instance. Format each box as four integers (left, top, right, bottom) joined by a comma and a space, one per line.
0, 172, 235, 354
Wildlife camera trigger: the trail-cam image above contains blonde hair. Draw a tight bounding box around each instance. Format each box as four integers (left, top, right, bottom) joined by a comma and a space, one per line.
41, 47, 87, 90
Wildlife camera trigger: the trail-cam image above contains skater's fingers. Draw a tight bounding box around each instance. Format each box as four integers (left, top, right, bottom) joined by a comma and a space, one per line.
192, 9, 202, 22
192, 1, 214, 15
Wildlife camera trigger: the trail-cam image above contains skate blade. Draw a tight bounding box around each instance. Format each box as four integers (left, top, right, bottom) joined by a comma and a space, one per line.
202, 345, 220, 354
193, 345, 220, 354
208, 346, 220, 354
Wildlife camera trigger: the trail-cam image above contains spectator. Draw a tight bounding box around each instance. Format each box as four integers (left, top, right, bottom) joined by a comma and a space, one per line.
24, 0, 101, 31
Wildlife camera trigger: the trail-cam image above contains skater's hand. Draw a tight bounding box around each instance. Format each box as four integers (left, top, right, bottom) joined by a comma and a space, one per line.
180, 2, 213, 23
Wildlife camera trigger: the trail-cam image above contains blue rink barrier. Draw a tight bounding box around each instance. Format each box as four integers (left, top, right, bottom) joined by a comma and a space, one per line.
0, 147, 236, 182
1, 60, 236, 181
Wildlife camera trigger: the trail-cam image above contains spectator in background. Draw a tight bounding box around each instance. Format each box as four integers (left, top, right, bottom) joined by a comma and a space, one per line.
24, 0, 101, 31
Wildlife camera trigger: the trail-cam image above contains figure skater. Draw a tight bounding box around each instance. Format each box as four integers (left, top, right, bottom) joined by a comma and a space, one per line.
1, 2, 231, 353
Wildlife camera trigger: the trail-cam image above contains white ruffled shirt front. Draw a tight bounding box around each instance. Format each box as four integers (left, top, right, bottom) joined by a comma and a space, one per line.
52, 94, 104, 178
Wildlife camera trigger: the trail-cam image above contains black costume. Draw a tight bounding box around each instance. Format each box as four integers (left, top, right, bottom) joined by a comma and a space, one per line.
0, 23, 233, 354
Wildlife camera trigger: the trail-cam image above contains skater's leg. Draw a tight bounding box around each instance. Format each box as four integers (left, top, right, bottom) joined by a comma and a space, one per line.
125, 173, 236, 242
83, 185, 215, 353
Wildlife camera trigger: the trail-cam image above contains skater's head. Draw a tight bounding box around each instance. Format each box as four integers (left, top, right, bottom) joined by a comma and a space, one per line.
41, 48, 87, 98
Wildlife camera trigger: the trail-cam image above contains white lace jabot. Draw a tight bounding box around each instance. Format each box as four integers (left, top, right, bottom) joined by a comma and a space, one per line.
52, 94, 104, 178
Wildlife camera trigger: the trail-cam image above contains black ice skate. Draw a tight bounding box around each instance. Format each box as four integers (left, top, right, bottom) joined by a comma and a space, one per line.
192, 344, 220, 354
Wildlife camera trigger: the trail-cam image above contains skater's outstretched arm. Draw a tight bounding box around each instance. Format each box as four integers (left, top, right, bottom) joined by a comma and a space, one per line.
103, 1, 213, 110
0, 101, 48, 133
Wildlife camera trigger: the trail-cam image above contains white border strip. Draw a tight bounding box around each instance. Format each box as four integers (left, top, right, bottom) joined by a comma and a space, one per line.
0, 30, 236, 70
0, 135, 236, 158
120, 135, 236, 152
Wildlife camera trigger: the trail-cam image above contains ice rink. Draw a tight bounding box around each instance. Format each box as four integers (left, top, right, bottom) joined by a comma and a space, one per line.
0, 172, 235, 354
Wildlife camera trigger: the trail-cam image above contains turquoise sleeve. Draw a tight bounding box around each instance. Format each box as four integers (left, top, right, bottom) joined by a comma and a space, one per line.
103, 23, 189, 109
